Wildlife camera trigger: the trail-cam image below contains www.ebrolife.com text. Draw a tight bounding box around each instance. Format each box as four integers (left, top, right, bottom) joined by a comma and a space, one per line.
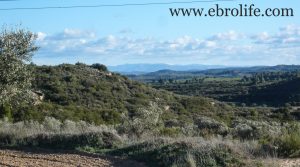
169, 4, 294, 17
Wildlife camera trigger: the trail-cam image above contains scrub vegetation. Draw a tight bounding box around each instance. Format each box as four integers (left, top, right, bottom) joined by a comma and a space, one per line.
1, 27, 300, 167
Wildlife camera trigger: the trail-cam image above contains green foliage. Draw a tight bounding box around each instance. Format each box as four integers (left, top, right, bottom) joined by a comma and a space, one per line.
159, 127, 181, 137
91, 63, 108, 72
147, 71, 300, 107
30, 64, 156, 124
277, 124, 300, 157
14, 63, 240, 126
0, 103, 13, 121
0, 27, 38, 107
0, 117, 122, 149
16, 132, 121, 149
108, 138, 247, 167
119, 102, 163, 138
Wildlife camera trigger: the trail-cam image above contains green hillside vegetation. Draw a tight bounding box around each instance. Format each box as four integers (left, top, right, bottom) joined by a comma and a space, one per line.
128, 65, 300, 82
8, 63, 236, 126
28, 64, 291, 124
150, 71, 300, 107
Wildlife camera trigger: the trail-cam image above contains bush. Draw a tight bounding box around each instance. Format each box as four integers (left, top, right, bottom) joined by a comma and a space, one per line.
195, 116, 228, 136
91, 63, 108, 72
0, 103, 13, 121
277, 124, 300, 157
108, 137, 263, 167
0, 117, 122, 149
159, 127, 181, 137
255, 123, 300, 158
231, 119, 282, 140
118, 102, 163, 138
19, 132, 121, 149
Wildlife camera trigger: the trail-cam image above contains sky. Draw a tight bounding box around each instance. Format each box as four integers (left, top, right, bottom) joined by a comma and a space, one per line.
0, 0, 300, 66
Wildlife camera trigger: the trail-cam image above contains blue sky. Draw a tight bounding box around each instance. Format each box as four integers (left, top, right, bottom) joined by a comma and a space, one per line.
1, 0, 300, 66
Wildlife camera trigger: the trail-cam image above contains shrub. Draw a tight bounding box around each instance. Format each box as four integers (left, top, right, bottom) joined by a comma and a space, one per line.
20, 131, 121, 149
118, 102, 163, 138
277, 124, 300, 157
255, 123, 300, 158
195, 116, 228, 136
0, 103, 13, 121
231, 119, 282, 140
160, 127, 181, 137
108, 137, 263, 167
91, 63, 108, 72
0, 117, 122, 149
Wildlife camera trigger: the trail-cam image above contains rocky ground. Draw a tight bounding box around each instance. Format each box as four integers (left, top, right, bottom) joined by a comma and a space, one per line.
0, 149, 146, 167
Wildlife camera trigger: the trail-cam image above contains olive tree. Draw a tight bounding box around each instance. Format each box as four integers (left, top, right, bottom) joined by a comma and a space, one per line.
0, 27, 38, 116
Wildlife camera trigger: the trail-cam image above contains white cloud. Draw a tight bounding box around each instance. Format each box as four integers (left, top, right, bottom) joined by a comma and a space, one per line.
209, 31, 244, 41
45, 28, 96, 41
279, 25, 300, 36
252, 25, 300, 46
36, 32, 47, 41
34, 25, 300, 66
252, 32, 270, 42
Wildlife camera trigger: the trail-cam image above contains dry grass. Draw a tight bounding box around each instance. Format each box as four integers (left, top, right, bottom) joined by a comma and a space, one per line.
0, 117, 118, 137
0, 117, 122, 149
1, 114, 298, 167
108, 136, 277, 167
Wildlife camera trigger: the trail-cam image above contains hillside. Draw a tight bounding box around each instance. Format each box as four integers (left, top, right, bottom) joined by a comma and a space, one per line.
19, 63, 235, 125
108, 64, 225, 74
1, 63, 300, 167
24, 63, 298, 125
143, 70, 300, 107
152, 76, 300, 106
129, 65, 300, 82
237, 77, 300, 106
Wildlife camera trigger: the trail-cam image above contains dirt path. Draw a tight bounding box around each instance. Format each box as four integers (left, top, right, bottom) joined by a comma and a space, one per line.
0, 149, 146, 167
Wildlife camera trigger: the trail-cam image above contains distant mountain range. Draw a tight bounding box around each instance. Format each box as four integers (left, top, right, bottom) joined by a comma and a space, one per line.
108, 64, 226, 74
108, 64, 300, 76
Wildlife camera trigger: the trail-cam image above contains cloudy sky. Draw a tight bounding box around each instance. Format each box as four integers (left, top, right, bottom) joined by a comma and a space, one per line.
1, 0, 300, 66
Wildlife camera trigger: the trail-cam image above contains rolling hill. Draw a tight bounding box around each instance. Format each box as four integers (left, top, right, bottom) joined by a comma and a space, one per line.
108, 64, 226, 74
18, 63, 236, 125
128, 65, 300, 82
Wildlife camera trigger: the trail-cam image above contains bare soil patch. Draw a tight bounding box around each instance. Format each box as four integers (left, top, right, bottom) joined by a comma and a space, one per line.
0, 148, 146, 167
279, 158, 300, 167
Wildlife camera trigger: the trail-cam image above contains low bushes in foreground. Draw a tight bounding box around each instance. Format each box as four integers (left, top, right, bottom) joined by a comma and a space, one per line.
107, 137, 269, 167
0, 117, 122, 149
0, 114, 299, 167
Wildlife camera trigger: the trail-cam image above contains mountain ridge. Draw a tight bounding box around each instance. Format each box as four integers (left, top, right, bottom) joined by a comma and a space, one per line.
108, 64, 227, 74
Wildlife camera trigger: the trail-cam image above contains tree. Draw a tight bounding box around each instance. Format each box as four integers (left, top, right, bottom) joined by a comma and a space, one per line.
91, 63, 108, 72
0, 27, 38, 111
